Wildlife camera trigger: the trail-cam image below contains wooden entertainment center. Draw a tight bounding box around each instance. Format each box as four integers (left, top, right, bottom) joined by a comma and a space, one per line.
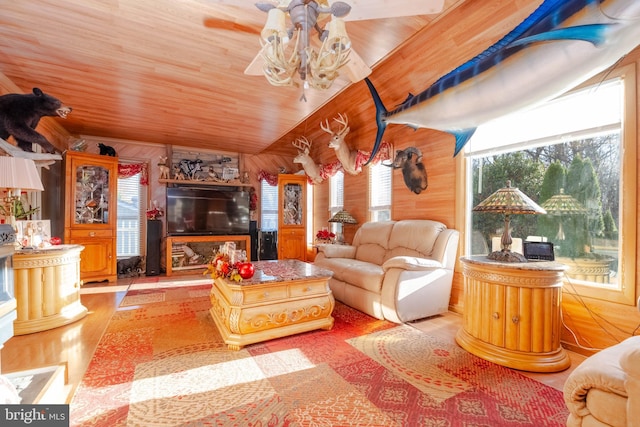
160, 149, 253, 276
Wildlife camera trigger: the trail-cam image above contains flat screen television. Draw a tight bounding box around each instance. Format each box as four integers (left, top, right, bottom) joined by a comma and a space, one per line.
166, 187, 250, 236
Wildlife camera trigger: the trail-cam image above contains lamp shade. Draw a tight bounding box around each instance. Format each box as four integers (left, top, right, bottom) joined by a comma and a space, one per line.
261, 8, 288, 42
540, 188, 586, 215
0, 157, 44, 191
328, 210, 357, 224
325, 17, 351, 51
473, 180, 545, 263
473, 180, 546, 215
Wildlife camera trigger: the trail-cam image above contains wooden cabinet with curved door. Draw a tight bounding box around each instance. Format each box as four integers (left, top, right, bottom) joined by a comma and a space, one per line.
64, 151, 118, 283
277, 174, 306, 261
456, 256, 571, 372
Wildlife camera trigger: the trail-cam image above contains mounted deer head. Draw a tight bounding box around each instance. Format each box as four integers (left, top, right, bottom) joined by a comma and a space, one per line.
321, 113, 360, 175
292, 136, 323, 184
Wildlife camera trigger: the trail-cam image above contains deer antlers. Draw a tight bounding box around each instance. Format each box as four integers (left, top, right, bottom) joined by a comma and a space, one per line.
292, 136, 323, 184
292, 136, 312, 153
321, 113, 361, 175
320, 113, 350, 142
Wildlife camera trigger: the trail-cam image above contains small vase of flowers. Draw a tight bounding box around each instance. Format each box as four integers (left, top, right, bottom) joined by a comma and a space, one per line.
315, 228, 335, 244
206, 252, 243, 282
205, 242, 254, 282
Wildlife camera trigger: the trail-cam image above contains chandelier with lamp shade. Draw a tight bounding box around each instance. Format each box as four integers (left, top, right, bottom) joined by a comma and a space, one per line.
251, 0, 365, 101
204, 0, 445, 100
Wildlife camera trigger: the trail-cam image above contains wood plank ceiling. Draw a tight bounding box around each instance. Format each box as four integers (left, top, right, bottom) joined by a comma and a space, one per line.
0, 0, 461, 156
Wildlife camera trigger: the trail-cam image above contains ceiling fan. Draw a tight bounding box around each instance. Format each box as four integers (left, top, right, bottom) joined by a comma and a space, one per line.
204, 0, 445, 99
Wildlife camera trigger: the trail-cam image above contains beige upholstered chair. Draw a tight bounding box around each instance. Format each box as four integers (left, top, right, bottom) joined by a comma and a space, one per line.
563, 335, 640, 427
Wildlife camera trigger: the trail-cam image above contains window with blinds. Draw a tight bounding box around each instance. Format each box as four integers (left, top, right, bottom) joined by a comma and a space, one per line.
260, 180, 278, 231
329, 171, 344, 233
369, 162, 392, 221
117, 172, 144, 257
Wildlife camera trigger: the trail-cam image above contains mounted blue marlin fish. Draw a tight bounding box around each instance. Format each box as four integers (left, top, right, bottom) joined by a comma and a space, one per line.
364, 0, 640, 163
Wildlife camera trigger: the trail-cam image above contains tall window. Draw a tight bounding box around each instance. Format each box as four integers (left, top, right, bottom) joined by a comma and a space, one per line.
369, 161, 392, 221
306, 182, 313, 243
260, 179, 278, 231
117, 172, 144, 257
329, 171, 344, 234
465, 65, 636, 305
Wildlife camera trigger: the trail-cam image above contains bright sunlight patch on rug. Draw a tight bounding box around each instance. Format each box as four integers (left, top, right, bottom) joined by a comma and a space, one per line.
129, 277, 211, 291
71, 285, 569, 426
348, 325, 472, 402
120, 291, 165, 307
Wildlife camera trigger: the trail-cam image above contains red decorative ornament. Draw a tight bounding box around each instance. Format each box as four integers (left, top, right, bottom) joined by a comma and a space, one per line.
206, 253, 244, 282
237, 262, 255, 279
50, 236, 62, 245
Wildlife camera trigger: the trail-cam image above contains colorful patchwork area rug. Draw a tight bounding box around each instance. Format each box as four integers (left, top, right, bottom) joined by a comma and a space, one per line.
70, 285, 569, 426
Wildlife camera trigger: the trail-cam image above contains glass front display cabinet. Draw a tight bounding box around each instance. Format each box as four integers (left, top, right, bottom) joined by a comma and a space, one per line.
277, 174, 307, 261
64, 151, 118, 283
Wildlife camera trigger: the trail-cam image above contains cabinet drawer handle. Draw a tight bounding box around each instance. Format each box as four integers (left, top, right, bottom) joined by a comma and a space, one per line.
89, 232, 96, 237
305, 286, 312, 292
512, 315, 520, 324
263, 292, 269, 297
492, 312, 500, 319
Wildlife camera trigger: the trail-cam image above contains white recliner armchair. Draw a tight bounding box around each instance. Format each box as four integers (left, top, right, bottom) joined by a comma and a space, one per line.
563, 335, 640, 427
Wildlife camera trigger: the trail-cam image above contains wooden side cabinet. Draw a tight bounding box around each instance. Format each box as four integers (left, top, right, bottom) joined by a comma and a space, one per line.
64, 151, 118, 283
456, 256, 571, 373
277, 174, 306, 261
13, 245, 87, 335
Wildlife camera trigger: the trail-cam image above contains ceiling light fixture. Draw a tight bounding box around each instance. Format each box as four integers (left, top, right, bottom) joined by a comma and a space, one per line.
252, 0, 369, 101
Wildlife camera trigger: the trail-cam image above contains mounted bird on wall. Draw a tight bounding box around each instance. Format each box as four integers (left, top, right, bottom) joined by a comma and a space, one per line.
364, 0, 640, 163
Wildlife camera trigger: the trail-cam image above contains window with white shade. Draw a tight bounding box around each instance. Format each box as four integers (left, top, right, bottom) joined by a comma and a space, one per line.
369, 161, 392, 221
329, 171, 344, 233
117, 172, 145, 257
260, 179, 278, 231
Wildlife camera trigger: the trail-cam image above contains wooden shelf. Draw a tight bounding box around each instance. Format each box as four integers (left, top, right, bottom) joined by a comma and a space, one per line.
159, 179, 252, 187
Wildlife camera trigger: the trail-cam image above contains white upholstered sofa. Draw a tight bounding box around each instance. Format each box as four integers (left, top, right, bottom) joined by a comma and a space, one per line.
563, 335, 640, 427
313, 220, 459, 323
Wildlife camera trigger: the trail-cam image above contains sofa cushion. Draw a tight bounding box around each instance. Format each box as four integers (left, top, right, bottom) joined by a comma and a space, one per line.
317, 244, 356, 259
584, 388, 627, 427
354, 222, 394, 265
386, 220, 446, 261
382, 256, 443, 271
316, 257, 384, 293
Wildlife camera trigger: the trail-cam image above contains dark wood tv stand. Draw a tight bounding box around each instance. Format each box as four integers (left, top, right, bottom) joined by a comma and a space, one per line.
165, 235, 251, 276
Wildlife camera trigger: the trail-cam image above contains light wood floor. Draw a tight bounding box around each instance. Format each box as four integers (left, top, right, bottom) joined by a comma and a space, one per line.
0, 274, 586, 404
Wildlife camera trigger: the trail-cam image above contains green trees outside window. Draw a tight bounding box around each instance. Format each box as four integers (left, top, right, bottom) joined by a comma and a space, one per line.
471, 134, 620, 284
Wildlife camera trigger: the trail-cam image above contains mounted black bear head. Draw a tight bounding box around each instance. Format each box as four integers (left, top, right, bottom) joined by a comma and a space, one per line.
0, 87, 72, 153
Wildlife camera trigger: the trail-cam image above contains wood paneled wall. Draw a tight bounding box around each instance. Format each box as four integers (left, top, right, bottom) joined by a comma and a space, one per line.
261, 0, 640, 354
13, 0, 639, 354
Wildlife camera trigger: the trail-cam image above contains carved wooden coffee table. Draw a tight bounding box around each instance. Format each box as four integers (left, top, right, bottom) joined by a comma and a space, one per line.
209, 259, 335, 350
